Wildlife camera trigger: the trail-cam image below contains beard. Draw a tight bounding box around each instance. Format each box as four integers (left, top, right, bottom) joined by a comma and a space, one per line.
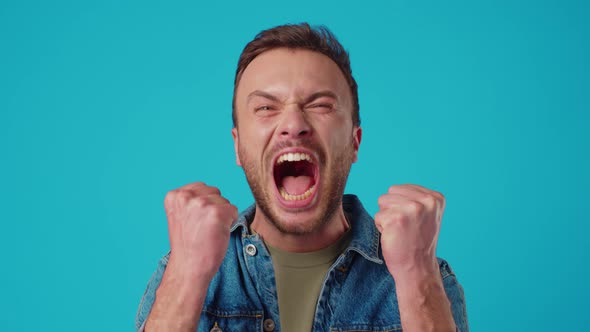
239, 137, 355, 235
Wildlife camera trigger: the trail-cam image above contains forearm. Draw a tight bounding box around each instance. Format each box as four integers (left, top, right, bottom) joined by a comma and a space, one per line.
145, 261, 211, 332
394, 267, 456, 332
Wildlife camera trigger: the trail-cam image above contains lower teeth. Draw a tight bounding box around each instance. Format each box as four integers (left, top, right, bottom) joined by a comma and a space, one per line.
280, 186, 315, 201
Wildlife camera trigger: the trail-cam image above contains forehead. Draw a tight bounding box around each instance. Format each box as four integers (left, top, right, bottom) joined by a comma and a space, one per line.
236, 48, 351, 102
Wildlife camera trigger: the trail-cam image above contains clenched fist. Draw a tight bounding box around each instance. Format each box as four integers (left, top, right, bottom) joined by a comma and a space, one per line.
375, 184, 445, 278
164, 182, 238, 280
144, 182, 238, 330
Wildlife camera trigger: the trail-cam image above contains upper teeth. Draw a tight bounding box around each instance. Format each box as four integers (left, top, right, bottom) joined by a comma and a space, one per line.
276, 152, 312, 164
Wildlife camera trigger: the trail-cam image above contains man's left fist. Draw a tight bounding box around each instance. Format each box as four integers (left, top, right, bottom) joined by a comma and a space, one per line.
375, 184, 446, 278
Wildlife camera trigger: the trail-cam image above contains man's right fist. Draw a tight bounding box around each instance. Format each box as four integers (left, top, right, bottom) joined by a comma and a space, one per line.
163, 182, 238, 280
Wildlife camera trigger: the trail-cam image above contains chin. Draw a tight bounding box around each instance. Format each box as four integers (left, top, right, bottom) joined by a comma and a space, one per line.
271, 214, 325, 235
264, 191, 338, 235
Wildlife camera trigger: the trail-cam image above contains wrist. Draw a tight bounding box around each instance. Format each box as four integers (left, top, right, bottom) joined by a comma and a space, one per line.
164, 255, 217, 289
168, 251, 221, 278
389, 257, 440, 284
390, 259, 447, 308
391, 263, 456, 332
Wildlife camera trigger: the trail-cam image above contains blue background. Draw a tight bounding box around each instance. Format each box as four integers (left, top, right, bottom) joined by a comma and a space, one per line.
1, 0, 588, 331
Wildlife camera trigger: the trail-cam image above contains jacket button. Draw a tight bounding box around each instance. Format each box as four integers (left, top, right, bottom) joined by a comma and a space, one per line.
245, 244, 257, 256
209, 322, 222, 332
263, 318, 275, 331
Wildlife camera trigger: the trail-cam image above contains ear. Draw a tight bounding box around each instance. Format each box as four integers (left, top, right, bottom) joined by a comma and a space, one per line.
352, 126, 362, 163
231, 127, 242, 166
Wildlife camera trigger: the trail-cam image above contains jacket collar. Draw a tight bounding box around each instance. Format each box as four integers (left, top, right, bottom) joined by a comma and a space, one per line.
230, 194, 383, 264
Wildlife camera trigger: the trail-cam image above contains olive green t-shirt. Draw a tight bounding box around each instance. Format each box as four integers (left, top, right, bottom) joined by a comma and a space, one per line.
265, 231, 351, 332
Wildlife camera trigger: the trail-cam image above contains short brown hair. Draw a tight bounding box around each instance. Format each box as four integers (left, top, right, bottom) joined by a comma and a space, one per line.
232, 23, 360, 127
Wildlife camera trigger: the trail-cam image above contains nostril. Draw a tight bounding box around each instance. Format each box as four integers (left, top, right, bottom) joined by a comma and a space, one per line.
298, 129, 309, 137
279, 111, 312, 137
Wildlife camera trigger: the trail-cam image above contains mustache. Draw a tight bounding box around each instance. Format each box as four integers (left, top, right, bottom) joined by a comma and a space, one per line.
267, 139, 325, 164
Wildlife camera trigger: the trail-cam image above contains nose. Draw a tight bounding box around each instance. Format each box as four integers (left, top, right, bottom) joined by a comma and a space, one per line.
277, 105, 312, 139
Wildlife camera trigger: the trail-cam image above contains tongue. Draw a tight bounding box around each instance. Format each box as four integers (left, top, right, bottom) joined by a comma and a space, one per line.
282, 175, 313, 195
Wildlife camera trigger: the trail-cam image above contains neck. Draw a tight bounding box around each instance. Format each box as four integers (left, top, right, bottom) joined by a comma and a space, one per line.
250, 205, 349, 253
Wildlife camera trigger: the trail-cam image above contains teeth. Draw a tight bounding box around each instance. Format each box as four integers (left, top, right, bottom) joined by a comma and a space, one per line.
276, 152, 312, 164
280, 185, 316, 201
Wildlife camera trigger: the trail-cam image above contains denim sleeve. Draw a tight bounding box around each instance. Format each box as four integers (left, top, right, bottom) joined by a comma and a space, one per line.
135, 253, 170, 331
439, 258, 469, 332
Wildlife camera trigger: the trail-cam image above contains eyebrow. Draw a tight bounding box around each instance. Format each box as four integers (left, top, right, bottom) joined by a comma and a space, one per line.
246, 90, 339, 104
247, 90, 282, 103
303, 90, 338, 104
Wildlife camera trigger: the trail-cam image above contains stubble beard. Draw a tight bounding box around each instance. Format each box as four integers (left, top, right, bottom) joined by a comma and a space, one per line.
239, 139, 355, 235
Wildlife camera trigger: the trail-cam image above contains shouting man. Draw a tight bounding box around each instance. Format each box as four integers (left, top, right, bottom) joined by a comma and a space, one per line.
136, 23, 468, 332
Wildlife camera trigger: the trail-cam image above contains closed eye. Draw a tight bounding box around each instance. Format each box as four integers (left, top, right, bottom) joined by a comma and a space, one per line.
307, 103, 334, 113
254, 105, 280, 117
255, 105, 273, 111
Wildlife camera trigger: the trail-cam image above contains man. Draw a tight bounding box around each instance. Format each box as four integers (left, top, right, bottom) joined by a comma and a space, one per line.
136, 23, 468, 332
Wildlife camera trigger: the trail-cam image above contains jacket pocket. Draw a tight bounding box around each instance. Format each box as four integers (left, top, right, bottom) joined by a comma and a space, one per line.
198, 308, 264, 332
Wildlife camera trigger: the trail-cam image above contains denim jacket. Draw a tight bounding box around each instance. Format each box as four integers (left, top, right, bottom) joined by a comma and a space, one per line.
136, 194, 469, 332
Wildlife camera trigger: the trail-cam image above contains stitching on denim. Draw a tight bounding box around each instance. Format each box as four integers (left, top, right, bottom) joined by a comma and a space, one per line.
203, 309, 263, 318
347, 246, 384, 264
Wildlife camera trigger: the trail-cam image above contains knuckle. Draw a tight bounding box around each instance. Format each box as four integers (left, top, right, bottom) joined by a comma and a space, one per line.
408, 201, 424, 214
207, 207, 223, 219
431, 190, 444, 200
192, 196, 209, 208
192, 182, 219, 193
437, 192, 446, 205
431, 191, 445, 209
377, 195, 388, 207
384, 216, 407, 230
176, 190, 194, 203
164, 190, 182, 207
164, 192, 174, 206
422, 194, 437, 207
384, 209, 408, 225
394, 212, 409, 224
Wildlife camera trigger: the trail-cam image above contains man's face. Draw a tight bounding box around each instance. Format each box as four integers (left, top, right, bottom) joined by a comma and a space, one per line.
232, 48, 361, 234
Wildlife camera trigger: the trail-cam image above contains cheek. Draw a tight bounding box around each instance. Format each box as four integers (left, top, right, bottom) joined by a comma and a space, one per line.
239, 123, 275, 159
242, 117, 273, 139
256, 122, 276, 139
327, 126, 353, 150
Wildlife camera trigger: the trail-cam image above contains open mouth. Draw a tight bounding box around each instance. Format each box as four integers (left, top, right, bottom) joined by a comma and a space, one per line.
273, 151, 319, 204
